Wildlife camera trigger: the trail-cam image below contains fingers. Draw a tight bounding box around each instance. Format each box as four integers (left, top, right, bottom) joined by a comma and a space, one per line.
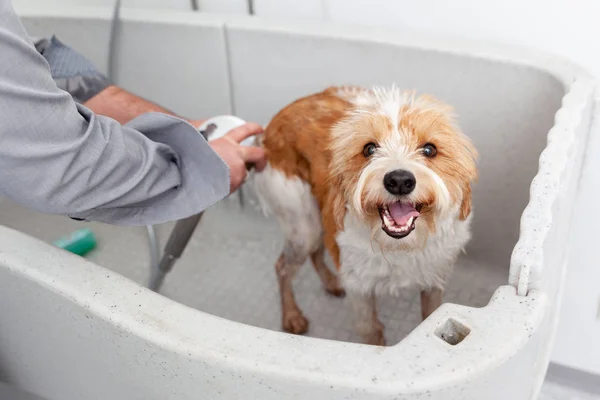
228, 122, 267, 171
226, 122, 263, 143
241, 146, 267, 172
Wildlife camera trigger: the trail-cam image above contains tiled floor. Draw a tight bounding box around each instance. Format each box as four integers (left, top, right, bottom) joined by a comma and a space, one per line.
1, 195, 599, 399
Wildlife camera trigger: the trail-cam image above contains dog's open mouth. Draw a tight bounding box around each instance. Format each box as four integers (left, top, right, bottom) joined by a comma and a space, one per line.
378, 202, 421, 239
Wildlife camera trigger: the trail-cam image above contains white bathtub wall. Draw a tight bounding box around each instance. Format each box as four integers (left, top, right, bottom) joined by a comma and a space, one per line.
122, 0, 190, 10
0, 225, 570, 400
14, 2, 240, 119
15, 3, 115, 76
12, 0, 115, 8
118, 0, 249, 13
196, 0, 248, 14
252, 0, 326, 19
12, 0, 249, 13
524, 84, 596, 396
225, 18, 565, 270
112, 9, 232, 118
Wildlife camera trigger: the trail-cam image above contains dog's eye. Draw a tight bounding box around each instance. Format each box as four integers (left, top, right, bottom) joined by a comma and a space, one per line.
363, 143, 377, 157
422, 143, 437, 158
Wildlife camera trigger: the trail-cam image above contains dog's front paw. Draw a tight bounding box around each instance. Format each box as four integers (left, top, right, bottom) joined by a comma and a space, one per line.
282, 312, 309, 334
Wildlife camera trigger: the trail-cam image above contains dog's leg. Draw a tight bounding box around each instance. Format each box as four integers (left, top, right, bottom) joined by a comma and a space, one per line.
348, 292, 385, 346
310, 245, 345, 297
275, 251, 309, 334
420, 288, 443, 320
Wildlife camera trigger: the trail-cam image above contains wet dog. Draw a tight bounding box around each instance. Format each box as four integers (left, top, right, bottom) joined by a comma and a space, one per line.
254, 86, 477, 345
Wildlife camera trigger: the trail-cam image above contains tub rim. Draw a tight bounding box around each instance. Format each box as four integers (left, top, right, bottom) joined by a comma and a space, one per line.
0, 225, 547, 393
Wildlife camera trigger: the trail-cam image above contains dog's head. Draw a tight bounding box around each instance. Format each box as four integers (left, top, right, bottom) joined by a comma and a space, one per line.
329, 87, 478, 251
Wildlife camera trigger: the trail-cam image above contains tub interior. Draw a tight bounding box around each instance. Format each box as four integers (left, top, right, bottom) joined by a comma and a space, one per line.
4, 13, 568, 345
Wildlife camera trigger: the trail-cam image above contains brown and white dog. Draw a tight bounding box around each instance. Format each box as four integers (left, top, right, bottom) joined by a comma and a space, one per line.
253, 86, 478, 345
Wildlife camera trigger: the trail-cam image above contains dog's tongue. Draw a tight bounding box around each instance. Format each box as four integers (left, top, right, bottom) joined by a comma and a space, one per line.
388, 202, 420, 226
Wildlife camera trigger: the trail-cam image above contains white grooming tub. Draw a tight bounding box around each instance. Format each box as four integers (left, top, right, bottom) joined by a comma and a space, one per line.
0, 5, 597, 400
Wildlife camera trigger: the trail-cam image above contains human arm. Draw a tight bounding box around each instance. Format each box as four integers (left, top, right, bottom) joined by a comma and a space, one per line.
0, 0, 253, 225
82, 84, 205, 127
83, 85, 266, 192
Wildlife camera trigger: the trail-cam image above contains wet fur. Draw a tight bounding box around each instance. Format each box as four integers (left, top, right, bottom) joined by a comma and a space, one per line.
254, 86, 478, 345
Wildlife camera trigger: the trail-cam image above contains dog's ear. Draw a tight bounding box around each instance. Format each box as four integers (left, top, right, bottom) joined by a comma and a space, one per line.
459, 184, 472, 221
320, 187, 346, 233
319, 189, 345, 270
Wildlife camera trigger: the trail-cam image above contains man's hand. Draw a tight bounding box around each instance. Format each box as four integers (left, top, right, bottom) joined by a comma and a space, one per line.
83, 86, 266, 193
209, 122, 267, 194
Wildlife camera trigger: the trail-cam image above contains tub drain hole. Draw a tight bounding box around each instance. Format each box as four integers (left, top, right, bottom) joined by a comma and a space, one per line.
435, 318, 470, 345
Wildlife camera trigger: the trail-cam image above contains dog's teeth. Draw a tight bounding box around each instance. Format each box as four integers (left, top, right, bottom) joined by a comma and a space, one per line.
381, 208, 418, 237
384, 216, 394, 228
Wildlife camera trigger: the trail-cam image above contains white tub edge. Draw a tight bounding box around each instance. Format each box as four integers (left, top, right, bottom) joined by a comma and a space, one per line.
0, 225, 547, 398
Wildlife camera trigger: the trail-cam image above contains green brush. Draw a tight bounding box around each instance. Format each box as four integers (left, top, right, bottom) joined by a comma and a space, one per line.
53, 228, 97, 256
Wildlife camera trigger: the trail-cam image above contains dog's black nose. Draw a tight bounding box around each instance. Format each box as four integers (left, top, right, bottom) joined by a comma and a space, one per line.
383, 169, 416, 195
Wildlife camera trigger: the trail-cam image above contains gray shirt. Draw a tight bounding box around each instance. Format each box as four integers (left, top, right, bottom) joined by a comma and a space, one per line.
0, 0, 230, 226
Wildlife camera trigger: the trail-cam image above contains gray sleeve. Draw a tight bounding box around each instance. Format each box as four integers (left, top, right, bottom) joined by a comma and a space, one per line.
35, 35, 112, 103
0, 0, 230, 226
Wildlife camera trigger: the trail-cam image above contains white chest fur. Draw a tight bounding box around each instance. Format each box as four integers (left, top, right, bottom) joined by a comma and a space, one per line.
337, 211, 472, 296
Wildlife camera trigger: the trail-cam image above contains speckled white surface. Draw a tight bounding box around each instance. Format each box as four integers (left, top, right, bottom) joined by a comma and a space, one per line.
0, 376, 600, 400
509, 80, 595, 295
3, 378, 598, 399
0, 226, 549, 400
1, 192, 597, 399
